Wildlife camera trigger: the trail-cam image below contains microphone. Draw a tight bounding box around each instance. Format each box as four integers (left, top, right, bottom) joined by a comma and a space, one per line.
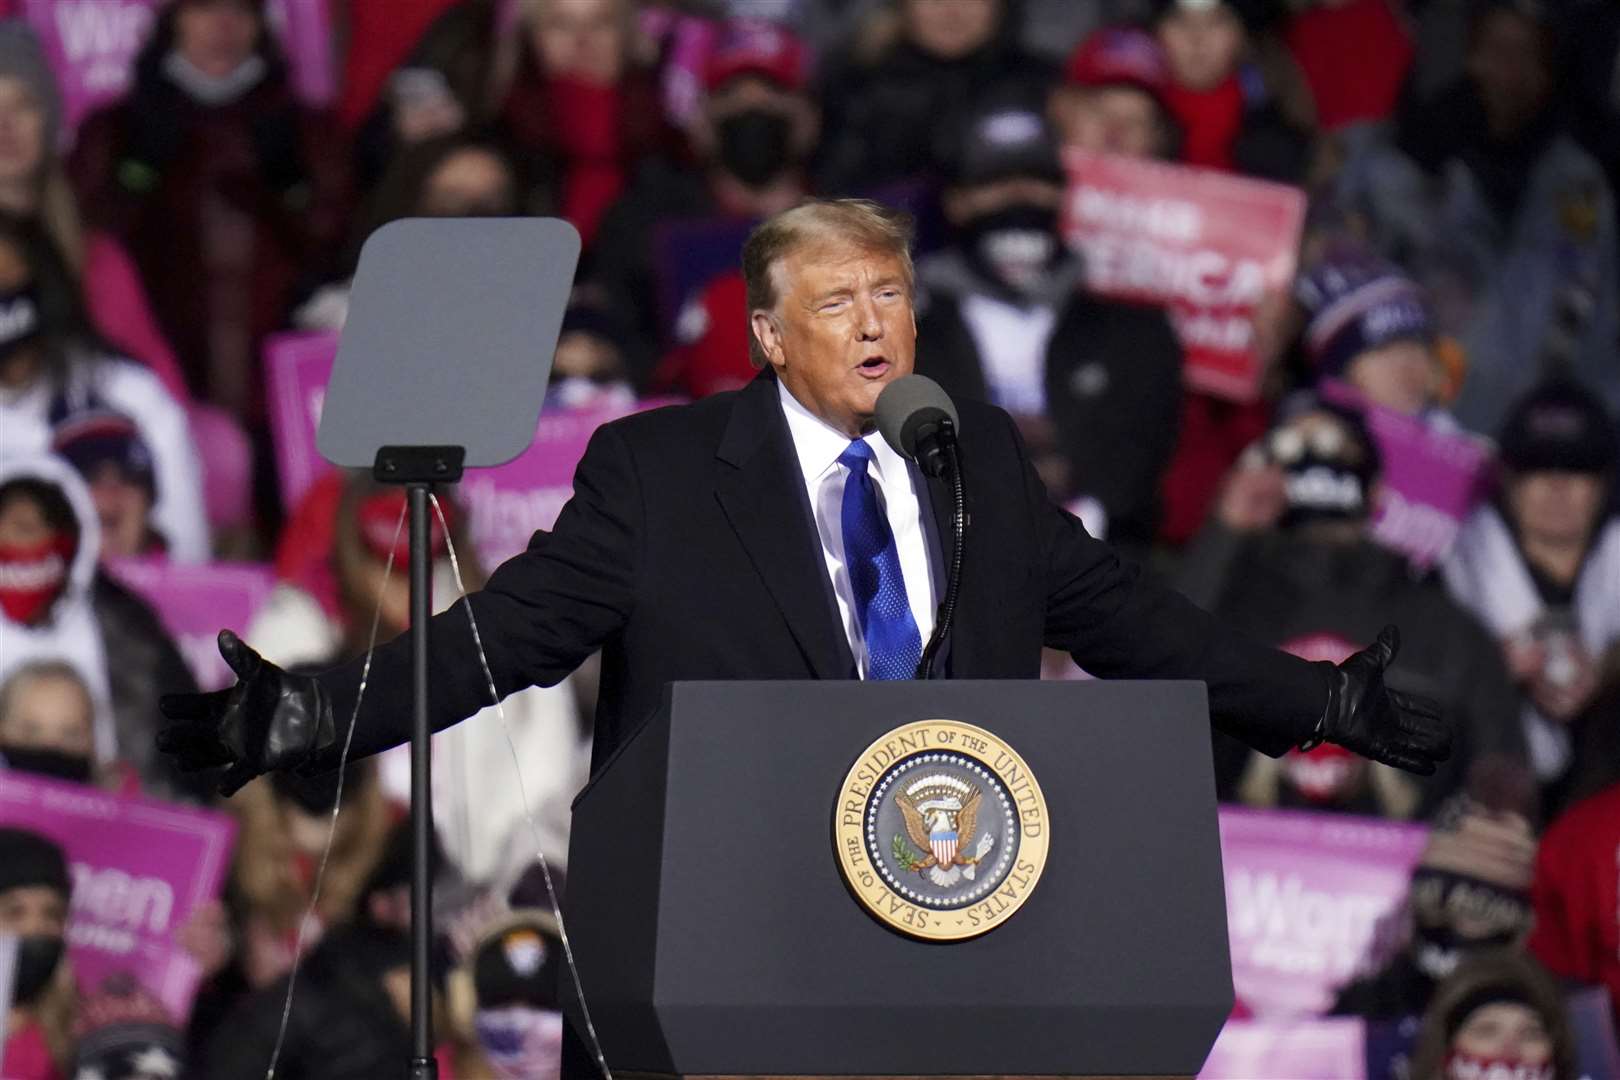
876, 375, 959, 479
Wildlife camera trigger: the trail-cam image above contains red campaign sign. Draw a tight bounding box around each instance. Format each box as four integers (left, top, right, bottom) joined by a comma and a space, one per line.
1061, 150, 1306, 404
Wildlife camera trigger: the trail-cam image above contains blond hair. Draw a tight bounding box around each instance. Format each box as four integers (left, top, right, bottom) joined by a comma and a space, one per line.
740, 199, 915, 367
0, 659, 93, 732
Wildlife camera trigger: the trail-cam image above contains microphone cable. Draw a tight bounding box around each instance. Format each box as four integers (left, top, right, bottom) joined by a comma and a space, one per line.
266, 499, 405, 1079
916, 436, 964, 679
432, 492, 614, 1080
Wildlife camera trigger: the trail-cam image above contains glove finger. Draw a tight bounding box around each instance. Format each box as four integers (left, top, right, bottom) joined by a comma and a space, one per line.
1403, 728, 1450, 762
159, 688, 232, 722
1389, 702, 1447, 750
1380, 748, 1437, 776
1388, 689, 1442, 722
156, 723, 235, 769
1374, 624, 1401, 669
218, 761, 257, 799
155, 719, 216, 754
218, 629, 262, 681
1407, 714, 1452, 755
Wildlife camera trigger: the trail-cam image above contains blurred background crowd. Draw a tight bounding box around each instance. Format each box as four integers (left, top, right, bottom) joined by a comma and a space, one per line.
0, 0, 1618, 1076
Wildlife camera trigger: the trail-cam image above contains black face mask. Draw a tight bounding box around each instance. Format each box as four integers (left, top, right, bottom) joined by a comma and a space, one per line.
12, 934, 64, 1004
715, 110, 794, 188
1260, 422, 1378, 530
960, 202, 1063, 297
1, 745, 94, 785
0, 284, 42, 362
1279, 453, 1373, 530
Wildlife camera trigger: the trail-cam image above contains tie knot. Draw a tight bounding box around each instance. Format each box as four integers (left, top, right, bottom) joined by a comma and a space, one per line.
838, 438, 873, 474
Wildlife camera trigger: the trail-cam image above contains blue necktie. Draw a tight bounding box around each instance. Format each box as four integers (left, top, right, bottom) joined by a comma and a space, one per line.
838, 439, 921, 680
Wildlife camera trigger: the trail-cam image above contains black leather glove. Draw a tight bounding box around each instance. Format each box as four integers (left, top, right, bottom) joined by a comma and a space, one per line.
157, 630, 335, 797
1308, 625, 1452, 775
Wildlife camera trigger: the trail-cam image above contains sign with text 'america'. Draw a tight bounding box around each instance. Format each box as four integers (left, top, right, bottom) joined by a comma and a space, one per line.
1061, 150, 1306, 404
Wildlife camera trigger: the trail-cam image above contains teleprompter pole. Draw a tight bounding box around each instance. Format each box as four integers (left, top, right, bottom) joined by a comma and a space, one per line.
374, 446, 465, 1080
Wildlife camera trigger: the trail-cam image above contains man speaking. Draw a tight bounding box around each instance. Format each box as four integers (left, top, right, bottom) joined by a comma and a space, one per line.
158, 198, 1448, 808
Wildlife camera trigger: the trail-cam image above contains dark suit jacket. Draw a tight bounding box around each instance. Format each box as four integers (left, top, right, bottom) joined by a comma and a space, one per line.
317, 369, 1330, 771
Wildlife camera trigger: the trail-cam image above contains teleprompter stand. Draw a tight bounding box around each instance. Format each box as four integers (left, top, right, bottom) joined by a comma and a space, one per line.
317, 217, 580, 1077
372, 445, 463, 1080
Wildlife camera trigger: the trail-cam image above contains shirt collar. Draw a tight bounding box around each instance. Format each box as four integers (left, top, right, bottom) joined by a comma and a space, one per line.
777, 376, 898, 484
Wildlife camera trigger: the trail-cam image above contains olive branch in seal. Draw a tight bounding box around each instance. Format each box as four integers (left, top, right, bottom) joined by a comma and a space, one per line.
891, 833, 926, 872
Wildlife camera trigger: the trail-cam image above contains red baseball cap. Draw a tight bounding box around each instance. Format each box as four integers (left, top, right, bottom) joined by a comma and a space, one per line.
1063, 26, 1170, 104
704, 19, 809, 93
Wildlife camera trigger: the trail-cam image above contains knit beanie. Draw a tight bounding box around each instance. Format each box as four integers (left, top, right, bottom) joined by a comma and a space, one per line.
72, 974, 186, 1080
1297, 254, 1434, 380
1497, 377, 1618, 475
0, 826, 71, 898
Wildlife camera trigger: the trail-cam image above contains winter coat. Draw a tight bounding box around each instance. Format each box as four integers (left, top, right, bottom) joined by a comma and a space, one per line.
914, 249, 1183, 549
69, 56, 351, 417
1177, 527, 1528, 815
586, 157, 717, 382
0, 455, 199, 795
1443, 504, 1620, 796
198, 924, 417, 1080
1334, 98, 1619, 434
814, 33, 1056, 195
92, 572, 204, 802
0, 454, 115, 755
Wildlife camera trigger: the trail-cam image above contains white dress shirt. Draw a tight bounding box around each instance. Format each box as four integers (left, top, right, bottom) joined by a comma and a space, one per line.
778, 378, 938, 677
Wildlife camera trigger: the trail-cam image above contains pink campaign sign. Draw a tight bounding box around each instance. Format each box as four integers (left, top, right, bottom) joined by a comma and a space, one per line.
1319, 380, 1494, 567
265, 331, 679, 568
1200, 1018, 1368, 1080
0, 772, 235, 1017
1061, 150, 1306, 404
1218, 806, 1428, 1018
105, 558, 275, 690
265, 0, 336, 105
22, 0, 333, 140
265, 330, 340, 510
465, 396, 686, 567
22, 0, 157, 136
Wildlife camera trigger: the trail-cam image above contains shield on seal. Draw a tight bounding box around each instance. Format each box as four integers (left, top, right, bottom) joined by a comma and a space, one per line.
930, 829, 958, 868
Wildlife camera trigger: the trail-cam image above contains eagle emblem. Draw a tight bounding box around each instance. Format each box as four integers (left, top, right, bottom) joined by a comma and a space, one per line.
894, 774, 996, 888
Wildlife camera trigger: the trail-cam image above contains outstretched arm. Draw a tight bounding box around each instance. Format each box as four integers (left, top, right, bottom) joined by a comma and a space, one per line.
1017, 411, 1449, 770
159, 422, 644, 792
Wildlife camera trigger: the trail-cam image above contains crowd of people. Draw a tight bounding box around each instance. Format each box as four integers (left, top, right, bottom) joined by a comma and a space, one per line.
0, 0, 1618, 1076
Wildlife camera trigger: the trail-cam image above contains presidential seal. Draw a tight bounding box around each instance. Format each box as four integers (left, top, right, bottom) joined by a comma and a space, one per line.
833, 719, 1049, 941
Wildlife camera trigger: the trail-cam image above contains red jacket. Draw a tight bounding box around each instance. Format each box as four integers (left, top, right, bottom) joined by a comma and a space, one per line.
1530, 783, 1620, 1028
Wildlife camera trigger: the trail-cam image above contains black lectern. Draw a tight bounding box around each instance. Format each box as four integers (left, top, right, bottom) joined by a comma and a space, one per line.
564, 680, 1234, 1079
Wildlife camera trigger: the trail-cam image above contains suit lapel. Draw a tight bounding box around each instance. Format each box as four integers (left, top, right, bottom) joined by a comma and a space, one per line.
715, 372, 855, 679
